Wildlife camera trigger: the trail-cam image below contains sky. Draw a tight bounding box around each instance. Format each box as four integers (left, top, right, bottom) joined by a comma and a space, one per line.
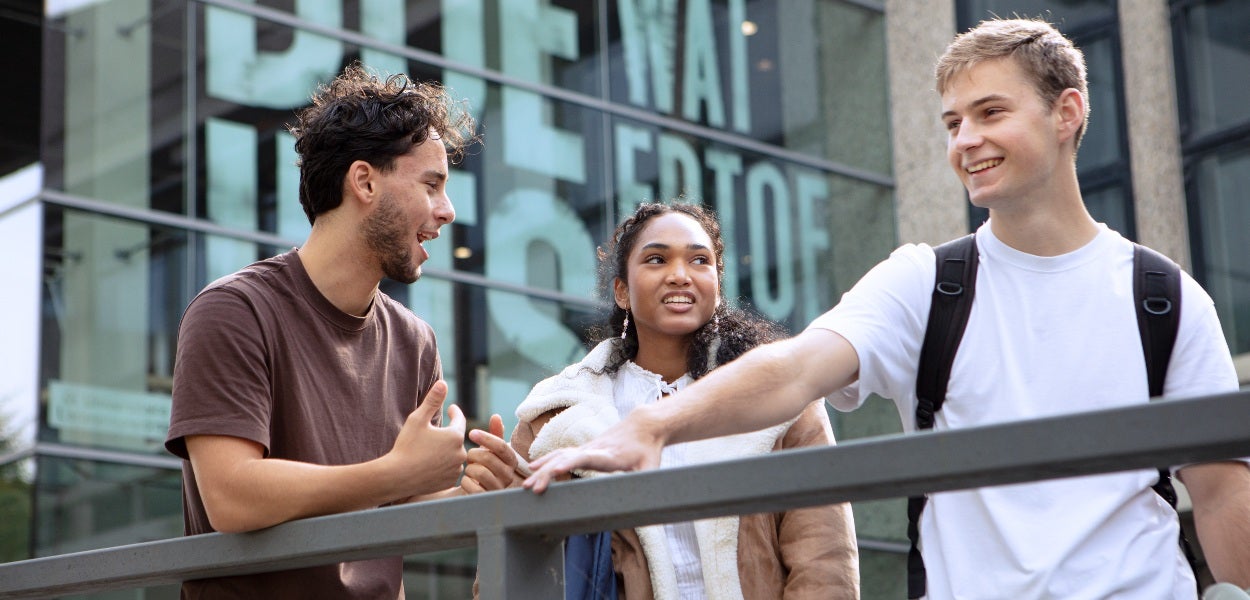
0, 163, 43, 451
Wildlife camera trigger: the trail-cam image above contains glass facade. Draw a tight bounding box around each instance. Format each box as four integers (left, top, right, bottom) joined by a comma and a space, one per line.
1173, 0, 1250, 355
11, 0, 896, 595
38, 0, 893, 427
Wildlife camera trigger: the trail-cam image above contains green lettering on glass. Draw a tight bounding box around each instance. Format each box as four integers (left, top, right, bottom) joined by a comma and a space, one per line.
275, 130, 310, 241
485, 189, 595, 370
360, 0, 407, 77
205, 0, 342, 108
746, 161, 794, 320
617, 0, 678, 113
794, 169, 832, 323
614, 122, 656, 218
682, 0, 725, 127
206, 118, 258, 280
704, 147, 743, 301
499, 0, 585, 183
727, 0, 750, 133
658, 133, 701, 201
440, 0, 487, 119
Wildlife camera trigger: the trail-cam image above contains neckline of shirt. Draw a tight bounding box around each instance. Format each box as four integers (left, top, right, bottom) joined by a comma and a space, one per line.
284, 249, 374, 332
977, 221, 1118, 274
620, 360, 692, 396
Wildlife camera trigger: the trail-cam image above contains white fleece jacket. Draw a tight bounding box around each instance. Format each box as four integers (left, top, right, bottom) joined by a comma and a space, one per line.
516, 339, 798, 600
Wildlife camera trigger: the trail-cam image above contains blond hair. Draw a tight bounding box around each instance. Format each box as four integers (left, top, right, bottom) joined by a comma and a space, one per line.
936, 18, 1090, 147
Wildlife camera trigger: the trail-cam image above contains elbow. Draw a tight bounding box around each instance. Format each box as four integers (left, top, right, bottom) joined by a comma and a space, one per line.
207, 514, 261, 534
203, 503, 259, 534
200, 489, 278, 533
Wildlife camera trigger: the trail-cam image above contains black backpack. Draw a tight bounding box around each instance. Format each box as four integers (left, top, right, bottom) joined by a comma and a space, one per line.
906, 233, 1197, 599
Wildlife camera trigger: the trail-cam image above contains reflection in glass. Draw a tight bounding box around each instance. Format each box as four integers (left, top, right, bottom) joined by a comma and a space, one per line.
1082, 185, 1131, 237
39, 207, 285, 454
1076, 35, 1124, 172
607, 1, 890, 172
34, 456, 182, 559
610, 117, 889, 329
1193, 144, 1250, 354
959, 0, 1115, 30
1177, 0, 1250, 138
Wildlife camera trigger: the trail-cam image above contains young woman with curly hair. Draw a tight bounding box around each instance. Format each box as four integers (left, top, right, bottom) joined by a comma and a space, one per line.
507, 202, 860, 600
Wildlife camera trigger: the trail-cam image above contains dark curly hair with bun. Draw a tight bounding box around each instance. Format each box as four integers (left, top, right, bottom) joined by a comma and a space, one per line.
589, 201, 788, 379
287, 62, 477, 224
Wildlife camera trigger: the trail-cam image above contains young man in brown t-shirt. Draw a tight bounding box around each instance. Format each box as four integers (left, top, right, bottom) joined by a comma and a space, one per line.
165, 64, 521, 599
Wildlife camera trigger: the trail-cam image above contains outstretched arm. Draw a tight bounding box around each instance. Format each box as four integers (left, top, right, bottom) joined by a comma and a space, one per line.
1179, 461, 1250, 587
186, 381, 468, 533
523, 328, 860, 493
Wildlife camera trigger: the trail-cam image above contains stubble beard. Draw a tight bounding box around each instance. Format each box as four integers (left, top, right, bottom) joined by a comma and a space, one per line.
362, 193, 420, 284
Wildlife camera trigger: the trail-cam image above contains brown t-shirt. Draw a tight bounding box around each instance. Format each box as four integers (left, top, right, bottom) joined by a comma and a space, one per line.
165, 250, 441, 600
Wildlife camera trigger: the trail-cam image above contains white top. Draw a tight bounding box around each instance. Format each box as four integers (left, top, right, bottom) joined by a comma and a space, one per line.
615, 361, 707, 600
808, 222, 1238, 600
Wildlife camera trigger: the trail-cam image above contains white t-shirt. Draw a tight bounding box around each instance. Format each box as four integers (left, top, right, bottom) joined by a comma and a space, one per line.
808, 222, 1238, 599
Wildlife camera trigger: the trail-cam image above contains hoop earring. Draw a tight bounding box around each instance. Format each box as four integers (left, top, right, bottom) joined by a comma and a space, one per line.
621, 310, 631, 340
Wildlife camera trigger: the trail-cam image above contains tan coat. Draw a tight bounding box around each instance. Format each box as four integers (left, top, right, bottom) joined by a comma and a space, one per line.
509, 340, 860, 600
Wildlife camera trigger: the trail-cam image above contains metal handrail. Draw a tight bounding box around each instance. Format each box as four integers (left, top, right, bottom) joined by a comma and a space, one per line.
2, 390, 1247, 599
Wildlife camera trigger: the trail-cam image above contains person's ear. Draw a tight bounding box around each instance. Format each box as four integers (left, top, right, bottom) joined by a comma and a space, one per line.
344, 160, 377, 206
613, 277, 629, 310
1054, 88, 1085, 144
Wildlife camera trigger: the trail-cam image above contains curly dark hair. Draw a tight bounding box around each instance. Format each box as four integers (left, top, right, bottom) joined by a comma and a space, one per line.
589, 202, 788, 379
287, 62, 477, 224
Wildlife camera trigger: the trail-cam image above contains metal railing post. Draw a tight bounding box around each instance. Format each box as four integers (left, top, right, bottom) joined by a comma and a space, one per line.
476, 529, 563, 599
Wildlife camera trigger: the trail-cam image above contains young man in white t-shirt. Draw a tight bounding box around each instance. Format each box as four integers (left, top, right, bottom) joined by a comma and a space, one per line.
523, 18, 1250, 599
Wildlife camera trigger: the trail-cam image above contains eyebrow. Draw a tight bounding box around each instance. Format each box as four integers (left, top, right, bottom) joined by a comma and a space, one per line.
639, 242, 712, 252
942, 93, 1011, 120
421, 170, 447, 182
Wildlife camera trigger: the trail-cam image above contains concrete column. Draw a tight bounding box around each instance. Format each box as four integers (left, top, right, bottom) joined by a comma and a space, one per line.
1118, 0, 1191, 269
885, 0, 966, 246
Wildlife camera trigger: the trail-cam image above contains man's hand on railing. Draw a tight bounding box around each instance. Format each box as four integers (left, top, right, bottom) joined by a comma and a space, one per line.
523, 405, 665, 494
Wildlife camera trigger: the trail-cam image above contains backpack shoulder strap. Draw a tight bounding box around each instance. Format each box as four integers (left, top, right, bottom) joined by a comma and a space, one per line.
908, 233, 978, 599
1131, 244, 1199, 583
915, 233, 979, 429
1133, 243, 1181, 399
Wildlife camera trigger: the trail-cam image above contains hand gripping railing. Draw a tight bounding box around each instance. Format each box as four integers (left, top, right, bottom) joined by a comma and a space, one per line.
1, 390, 1248, 599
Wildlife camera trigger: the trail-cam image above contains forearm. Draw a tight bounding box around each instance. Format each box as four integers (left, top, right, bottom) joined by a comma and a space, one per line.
1181, 461, 1250, 587
657, 329, 858, 446
522, 330, 859, 492
188, 383, 468, 532
198, 453, 428, 532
